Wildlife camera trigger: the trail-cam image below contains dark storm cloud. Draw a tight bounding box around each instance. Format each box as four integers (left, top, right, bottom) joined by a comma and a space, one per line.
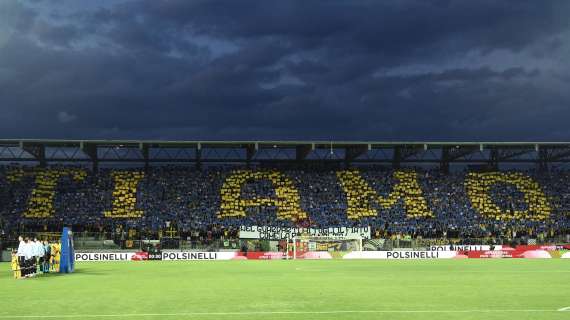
1, 0, 570, 140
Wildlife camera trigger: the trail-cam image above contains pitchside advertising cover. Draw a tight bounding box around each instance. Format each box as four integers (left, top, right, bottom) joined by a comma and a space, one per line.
74, 251, 236, 261
74, 247, 570, 261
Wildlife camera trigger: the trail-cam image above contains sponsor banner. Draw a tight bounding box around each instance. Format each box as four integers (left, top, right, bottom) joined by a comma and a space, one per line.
299, 252, 333, 260
131, 252, 149, 261
239, 226, 371, 240
75, 249, 570, 261
428, 245, 503, 251
238, 252, 286, 260
467, 250, 554, 259
467, 250, 518, 258
343, 251, 457, 259
148, 252, 162, 260
161, 251, 237, 261
469, 249, 569, 259
75, 252, 137, 262
514, 245, 570, 251
522, 250, 552, 259
235, 251, 333, 260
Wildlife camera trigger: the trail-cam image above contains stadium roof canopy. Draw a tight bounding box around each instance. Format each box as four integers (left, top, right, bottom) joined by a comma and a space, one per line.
1, 139, 570, 170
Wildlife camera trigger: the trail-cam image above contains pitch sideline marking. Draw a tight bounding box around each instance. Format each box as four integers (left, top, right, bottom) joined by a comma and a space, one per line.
0, 309, 562, 318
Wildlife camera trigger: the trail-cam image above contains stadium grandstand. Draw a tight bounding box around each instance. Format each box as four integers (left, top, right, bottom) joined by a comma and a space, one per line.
0, 139, 569, 252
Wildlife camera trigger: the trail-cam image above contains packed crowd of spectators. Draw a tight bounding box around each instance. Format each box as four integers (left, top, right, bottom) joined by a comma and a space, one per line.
0, 165, 568, 241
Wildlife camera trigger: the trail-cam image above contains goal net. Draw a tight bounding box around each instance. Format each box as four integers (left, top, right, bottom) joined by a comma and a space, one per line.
286, 235, 363, 259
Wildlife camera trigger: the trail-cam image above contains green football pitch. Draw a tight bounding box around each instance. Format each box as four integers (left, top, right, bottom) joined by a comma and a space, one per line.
0, 260, 569, 320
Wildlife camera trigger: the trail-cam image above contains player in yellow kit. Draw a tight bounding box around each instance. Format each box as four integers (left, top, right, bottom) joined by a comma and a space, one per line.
11, 251, 21, 279
50, 243, 61, 272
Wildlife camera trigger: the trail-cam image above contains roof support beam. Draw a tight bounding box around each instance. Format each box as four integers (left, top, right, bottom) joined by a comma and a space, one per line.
489, 147, 499, 170
246, 143, 257, 168
20, 142, 46, 167
538, 146, 548, 171
440, 147, 450, 173
345, 145, 368, 166
196, 143, 202, 169
392, 147, 402, 169
81, 142, 98, 171
296, 144, 312, 161
141, 143, 149, 170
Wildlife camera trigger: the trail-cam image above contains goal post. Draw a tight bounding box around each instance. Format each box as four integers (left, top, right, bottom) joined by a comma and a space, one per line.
286, 235, 363, 260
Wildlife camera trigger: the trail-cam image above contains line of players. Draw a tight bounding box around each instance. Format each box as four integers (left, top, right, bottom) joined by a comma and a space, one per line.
12, 236, 60, 279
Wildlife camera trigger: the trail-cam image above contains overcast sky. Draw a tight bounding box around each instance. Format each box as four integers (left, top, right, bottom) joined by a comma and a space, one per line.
1, 0, 570, 141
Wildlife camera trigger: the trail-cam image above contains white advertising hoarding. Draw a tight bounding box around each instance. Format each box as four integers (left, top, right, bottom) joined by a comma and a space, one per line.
343, 251, 458, 259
